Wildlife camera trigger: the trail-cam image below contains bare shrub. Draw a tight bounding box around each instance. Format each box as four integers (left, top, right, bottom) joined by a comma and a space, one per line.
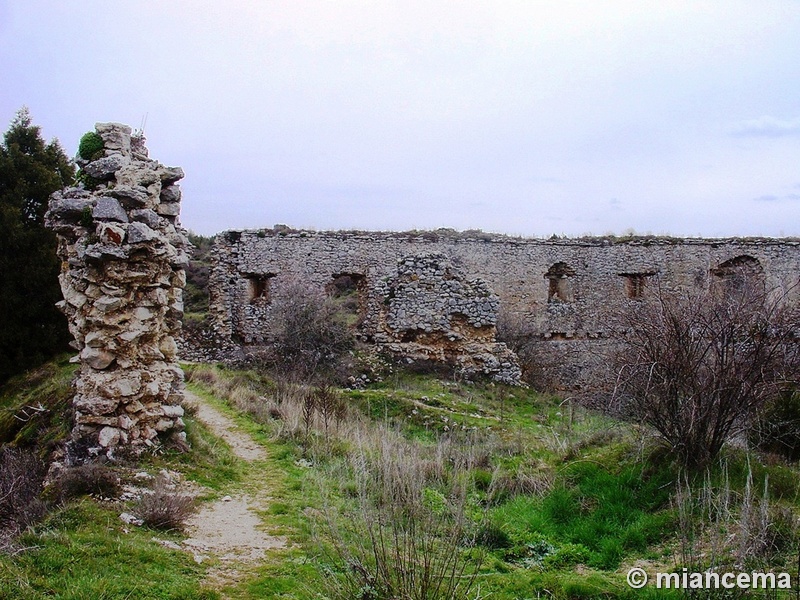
608, 276, 799, 469
749, 389, 800, 461
496, 310, 570, 390
267, 277, 354, 383
50, 463, 121, 502
321, 435, 483, 600
314, 384, 346, 440
0, 448, 47, 546
131, 474, 196, 531
674, 462, 795, 573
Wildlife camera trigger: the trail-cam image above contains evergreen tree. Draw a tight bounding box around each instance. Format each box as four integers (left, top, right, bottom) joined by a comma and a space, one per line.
0, 108, 75, 384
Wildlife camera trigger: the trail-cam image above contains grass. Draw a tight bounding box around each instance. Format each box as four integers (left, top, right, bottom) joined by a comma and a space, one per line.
182, 365, 800, 598
0, 354, 77, 451
0, 500, 218, 600
3, 359, 800, 599
487, 461, 675, 570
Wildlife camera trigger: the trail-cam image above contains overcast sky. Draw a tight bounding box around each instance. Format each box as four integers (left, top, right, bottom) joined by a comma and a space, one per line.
2, 1, 800, 237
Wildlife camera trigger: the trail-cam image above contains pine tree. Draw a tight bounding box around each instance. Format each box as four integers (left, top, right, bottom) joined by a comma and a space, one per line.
0, 108, 75, 384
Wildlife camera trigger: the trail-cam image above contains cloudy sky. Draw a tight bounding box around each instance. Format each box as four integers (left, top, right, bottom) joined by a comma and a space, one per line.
2, 1, 800, 237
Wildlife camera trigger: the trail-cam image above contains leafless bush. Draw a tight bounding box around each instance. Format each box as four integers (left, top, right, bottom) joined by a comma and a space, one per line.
608, 275, 799, 469
267, 277, 355, 383
0, 448, 47, 545
49, 463, 121, 502
302, 389, 316, 439
315, 384, 346, 439
131, 474, 196, 532
749, 389, 800, 461
496, 310, 580, 390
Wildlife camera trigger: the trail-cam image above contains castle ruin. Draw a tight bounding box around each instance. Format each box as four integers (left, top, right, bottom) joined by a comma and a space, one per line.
46, 123, 189, 456
198, 227, 800, 388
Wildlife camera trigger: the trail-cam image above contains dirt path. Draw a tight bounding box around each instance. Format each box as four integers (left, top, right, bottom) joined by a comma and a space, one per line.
178, 390, 286, 593
182, 390, 267, 462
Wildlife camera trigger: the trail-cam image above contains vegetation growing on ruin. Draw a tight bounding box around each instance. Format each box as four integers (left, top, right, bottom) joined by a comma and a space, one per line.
2, 357, 800, 598
77, 131, 104, 161
184, 232, 213, 317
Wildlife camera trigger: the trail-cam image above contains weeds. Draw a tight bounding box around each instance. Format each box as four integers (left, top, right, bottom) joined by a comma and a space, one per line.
48, 462, 121, 503
182, 364, 800, 599
321, 435, 483, 600
131, 474, 196, 532
674, 461, 798, 573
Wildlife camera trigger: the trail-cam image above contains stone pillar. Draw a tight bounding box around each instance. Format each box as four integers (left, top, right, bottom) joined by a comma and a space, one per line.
45, 122, 190, 457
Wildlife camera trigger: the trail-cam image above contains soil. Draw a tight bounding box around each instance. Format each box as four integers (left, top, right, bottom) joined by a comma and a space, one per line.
182, 390, 267, 462
177, 390, 286, 593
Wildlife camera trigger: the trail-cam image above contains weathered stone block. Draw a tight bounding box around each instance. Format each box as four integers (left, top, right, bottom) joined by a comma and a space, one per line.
159, 166, 184, 184
127, 222, 158, 244
99, 223, 126, 245
160, 184, 181, 204
98, 426, 121, 448
81, 347, 116, 370
74, 396, 119, 415
130, 208, 161, 229
93, 197, 128, 222
96, 122, 132, 156
104, 185, 149, 208
83, 154, 128, 179
155, 202, 180, 217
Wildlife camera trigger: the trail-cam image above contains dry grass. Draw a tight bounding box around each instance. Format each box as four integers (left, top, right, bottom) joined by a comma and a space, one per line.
674, 462, 798, 573
49, 463, 121, 503
186, 364, 489, 598
131, 474, 197, 532
321, 433, 484, 600
0, 448, 47, 551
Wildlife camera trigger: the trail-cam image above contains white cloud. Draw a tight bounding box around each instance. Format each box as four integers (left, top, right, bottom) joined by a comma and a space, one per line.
732, 116, 800, 137
753, 193, 800, 202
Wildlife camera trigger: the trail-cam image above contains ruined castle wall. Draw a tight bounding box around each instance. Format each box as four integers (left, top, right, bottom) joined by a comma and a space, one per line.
205, 228, 800, 387
46, 123, 189, 456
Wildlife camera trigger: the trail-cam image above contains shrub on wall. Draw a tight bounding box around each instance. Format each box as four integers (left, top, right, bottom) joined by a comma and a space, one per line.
77, 131, 104, 161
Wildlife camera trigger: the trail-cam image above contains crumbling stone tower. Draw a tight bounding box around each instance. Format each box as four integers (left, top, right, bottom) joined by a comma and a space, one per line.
46, 123, 189, 456
366, 253, 523, 384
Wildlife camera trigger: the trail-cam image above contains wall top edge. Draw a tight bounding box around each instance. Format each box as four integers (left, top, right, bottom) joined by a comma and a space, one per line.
213, 226, 800, 248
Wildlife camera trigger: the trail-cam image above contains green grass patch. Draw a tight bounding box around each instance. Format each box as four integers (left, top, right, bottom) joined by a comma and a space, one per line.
0, 355, 77, 451
0, 500, 218, 600
487, 460, 676, 570
5, 359, 800, 600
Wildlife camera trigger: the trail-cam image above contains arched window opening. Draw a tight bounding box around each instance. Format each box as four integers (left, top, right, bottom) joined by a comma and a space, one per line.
710, 255, 764, 297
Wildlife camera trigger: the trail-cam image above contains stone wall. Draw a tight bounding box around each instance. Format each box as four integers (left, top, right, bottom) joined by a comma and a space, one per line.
46, 122, 189, 457
203, 227, 800, 388
363, 253, 521, 384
